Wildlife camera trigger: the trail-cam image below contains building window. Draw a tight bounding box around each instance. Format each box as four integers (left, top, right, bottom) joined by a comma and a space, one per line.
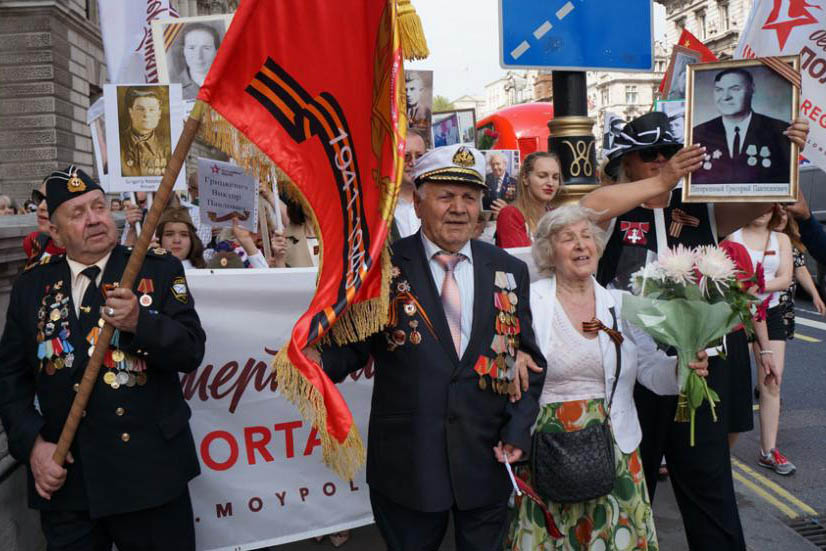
601, 88, 609, 105
625, 85, 638, 104
696, 10, 707, 39
719, 3, 730, 31
656, 60, 666, 72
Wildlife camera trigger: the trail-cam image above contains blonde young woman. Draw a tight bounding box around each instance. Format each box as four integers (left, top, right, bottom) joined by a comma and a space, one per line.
495, 152, 562, 248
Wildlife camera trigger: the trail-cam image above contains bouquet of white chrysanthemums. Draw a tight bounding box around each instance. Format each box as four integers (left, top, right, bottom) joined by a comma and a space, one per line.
622, 245, 757, 446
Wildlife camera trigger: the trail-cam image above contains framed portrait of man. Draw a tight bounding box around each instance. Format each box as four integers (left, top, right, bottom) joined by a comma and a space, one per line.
433, 108, 477, 147
663, 45, 702, 101
404, 70, 433, 148
103, 83, 186, 192
152, 15, 232, 109
655, 99, 686, 143
481, 149, 520, 208
684, 56, 800, 203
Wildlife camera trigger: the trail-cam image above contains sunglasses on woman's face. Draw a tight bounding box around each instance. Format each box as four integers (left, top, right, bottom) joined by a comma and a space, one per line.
31, 190, 46, 204
637, 148, 676, 163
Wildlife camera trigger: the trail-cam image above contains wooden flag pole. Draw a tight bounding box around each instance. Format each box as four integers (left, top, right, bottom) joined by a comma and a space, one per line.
52, 101, 206, 465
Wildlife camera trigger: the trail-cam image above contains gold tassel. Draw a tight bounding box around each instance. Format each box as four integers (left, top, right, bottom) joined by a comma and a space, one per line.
397, 0, 429, 60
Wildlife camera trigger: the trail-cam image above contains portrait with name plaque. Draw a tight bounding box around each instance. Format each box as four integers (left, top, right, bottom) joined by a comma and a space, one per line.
684, 56, 800, 203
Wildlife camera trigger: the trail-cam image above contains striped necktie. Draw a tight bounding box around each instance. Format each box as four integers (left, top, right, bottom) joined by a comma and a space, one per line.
434, 253, 464, 355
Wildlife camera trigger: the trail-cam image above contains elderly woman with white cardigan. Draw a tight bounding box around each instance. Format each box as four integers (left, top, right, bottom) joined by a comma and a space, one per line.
506, 205, 708, 551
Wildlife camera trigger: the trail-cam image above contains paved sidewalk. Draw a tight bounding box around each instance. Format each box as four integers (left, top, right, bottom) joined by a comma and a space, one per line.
271, 474, 818, 550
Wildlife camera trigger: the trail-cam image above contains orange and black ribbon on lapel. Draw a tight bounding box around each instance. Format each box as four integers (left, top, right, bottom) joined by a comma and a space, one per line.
582, 318, 624, 345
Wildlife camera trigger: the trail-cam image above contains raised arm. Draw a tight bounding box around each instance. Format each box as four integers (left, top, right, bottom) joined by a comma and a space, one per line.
580, 145, 705, 223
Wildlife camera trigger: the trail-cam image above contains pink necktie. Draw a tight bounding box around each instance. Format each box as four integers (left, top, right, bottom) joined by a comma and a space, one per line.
434, 253, 463, 355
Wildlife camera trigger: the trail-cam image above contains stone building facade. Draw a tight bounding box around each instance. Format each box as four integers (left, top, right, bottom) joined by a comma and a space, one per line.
0, 0, 237, 205
659, 0, 754, 59
0, 0, 106, 204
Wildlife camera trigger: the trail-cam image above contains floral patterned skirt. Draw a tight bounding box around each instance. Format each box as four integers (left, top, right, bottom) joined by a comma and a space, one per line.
506, 399, 658, 551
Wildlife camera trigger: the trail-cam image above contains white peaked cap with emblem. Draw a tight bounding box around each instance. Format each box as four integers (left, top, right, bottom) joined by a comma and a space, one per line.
412, 144, 488, 189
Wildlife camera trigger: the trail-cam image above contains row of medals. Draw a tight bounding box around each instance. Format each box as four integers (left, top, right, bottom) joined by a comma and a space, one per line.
484, 290, 520, 393
37, 282, 74, 375
88, 318, 147, 389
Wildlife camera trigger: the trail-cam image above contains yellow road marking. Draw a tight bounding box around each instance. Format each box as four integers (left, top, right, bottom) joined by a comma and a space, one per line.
731, 458, 818, 517
732, 470, 799, 518
793, 333, 820, 343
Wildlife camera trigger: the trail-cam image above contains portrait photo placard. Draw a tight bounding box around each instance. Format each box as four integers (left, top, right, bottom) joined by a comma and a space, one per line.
663, 45, 701, 101
197, 158, 259, 232
433, 108, 477, 147
152, 14, 233, 115
405, 70, 433, 148
103, 83, 185, 193
481, 149, 520, 204
655, 99, 686, 144
86, 96, 108, 185
684, 56, 800, 203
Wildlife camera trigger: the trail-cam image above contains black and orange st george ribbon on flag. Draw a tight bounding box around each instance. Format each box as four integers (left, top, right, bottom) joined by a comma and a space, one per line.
196, 0, 411, 480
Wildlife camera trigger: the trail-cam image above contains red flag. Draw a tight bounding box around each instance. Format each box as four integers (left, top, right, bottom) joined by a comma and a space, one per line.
196, 0, 406, 480
659, 29, 719, 95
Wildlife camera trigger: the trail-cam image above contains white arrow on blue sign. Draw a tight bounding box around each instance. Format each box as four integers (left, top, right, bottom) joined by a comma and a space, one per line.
499, 0, 654, 71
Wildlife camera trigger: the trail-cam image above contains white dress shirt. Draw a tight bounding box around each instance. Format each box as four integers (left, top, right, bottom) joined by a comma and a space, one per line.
722, 111, 752, 158
421, 232, 474, 357
394, 199, 421, 239
66, 252, 111, 317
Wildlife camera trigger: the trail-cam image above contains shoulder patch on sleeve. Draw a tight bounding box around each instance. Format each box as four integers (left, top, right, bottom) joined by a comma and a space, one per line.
171, 276, 189, 303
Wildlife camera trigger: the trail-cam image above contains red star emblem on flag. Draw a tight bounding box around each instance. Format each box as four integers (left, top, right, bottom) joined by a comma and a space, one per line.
761, 0, 821, 50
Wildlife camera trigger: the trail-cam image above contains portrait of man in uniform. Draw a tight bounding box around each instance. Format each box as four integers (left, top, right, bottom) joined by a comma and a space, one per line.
405, 70, 433, 147
117, 86, 172, 178
687, 60, 798, 196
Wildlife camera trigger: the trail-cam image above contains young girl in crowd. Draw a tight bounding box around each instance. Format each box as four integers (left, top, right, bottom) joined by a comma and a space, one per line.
495, 152, 562, 248
155, 206, 206, 269
727, 208, 795, 475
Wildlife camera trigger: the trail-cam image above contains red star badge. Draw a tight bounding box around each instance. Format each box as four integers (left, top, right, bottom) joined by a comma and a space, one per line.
211, 164, 220, 174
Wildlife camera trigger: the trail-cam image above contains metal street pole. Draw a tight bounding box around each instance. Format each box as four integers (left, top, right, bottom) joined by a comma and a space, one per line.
547, 71, 598, 203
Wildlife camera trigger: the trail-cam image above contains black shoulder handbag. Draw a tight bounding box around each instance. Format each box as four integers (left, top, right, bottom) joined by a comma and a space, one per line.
530, 306, 622, 503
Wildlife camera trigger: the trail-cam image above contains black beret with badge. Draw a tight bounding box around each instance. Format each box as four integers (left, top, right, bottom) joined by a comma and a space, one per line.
413, 144, 488, 189
45, 165, 104, 217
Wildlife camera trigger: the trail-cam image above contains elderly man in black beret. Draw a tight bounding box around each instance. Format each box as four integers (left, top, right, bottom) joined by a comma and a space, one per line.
0, 166, 205, 550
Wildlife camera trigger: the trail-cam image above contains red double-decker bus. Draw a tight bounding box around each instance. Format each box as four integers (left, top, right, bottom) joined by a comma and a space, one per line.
475, 102, 554, 160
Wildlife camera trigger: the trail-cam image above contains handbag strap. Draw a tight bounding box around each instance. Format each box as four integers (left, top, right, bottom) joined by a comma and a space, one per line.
605, 306, 622, 415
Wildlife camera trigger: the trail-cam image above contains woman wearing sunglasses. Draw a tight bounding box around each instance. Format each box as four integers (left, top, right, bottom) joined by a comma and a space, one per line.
22, 180, 65, 264
578, 111, 810, 551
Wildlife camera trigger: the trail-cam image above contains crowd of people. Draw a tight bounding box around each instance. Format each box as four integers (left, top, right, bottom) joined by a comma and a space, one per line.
0, 108, 823, 551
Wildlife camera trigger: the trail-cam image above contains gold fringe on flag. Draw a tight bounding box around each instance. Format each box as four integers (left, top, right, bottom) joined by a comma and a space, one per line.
198, 103, 400, 481
397, 0, 429, 60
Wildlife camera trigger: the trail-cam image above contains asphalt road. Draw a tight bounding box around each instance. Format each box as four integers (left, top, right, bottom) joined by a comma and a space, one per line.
270, 300, 826, 551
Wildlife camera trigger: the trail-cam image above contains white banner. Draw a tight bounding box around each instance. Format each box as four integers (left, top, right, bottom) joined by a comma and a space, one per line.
97, 0, 178, 83
183, 247, 535, 550
185, 269, 373, 551
735, 0, 826, 172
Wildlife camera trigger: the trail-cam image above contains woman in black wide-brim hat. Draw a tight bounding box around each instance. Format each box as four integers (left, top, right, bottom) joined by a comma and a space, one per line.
575, 111, 810, 551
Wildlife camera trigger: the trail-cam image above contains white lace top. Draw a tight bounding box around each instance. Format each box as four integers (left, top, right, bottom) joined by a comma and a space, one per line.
539, 298, 607, 406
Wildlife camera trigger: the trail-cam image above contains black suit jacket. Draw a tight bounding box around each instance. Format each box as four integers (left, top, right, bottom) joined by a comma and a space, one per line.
322, 232, 545, 512
483, 173, 516, 210
0, 245, 205, 518
692, 112, 791, 185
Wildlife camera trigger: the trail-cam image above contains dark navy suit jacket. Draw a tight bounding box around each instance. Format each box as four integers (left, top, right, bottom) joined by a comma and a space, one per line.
322, 232, 545, 512
692, 112, 790, 185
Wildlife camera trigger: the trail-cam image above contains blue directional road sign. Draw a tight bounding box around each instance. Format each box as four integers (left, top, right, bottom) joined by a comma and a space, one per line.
499, 0, 653, 71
